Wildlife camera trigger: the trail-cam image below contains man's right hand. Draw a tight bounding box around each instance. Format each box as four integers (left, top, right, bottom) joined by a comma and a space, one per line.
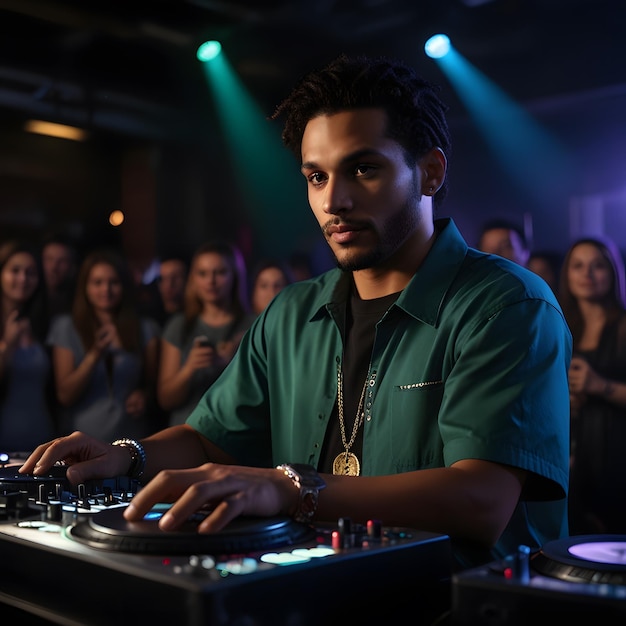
18, 432, 131, 485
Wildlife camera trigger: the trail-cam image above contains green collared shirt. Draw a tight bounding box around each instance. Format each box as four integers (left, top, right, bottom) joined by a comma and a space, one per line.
188, 218, 572, 563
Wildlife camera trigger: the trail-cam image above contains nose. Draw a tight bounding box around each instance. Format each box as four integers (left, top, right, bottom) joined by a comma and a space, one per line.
320, 176, 353, 215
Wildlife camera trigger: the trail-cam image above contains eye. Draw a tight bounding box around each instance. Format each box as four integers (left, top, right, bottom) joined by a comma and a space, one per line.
307, 172, 326, 187
354, 163, 377, 177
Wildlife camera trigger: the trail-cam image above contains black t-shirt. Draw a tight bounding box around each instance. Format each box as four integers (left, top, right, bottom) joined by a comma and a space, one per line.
318, 287, 400, 473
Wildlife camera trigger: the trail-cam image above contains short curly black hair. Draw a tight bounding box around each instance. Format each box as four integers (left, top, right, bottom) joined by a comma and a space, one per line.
271, 54, 451, 210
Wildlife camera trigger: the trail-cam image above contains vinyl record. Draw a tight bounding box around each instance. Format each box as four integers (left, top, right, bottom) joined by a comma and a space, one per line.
531, 534, 626, 585
69, 506, 317, 554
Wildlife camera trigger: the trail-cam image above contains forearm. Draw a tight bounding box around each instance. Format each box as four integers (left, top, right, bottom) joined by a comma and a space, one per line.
57, 350, 101, 406
597, 378, 626, 407
315, 461, 524, 547
139, 424, 235, 481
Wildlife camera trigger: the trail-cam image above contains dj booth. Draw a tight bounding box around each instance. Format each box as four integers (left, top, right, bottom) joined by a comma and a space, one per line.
0, 465, 451, 625
2, 463, 626, 625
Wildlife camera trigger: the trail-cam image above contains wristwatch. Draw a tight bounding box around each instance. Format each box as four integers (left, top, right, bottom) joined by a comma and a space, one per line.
276, 463, 326, 524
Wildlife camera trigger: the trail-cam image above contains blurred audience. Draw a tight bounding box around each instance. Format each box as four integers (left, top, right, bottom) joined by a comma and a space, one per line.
0, 240, 56, 453
158, 241, 256, 426
528, 250, 562, 293
250, 258, 294, 315
559, 236, 626, 534
41, 230, 79, 320
47, 248, 160, 441
154, 253, 188, 326
477, 218, 530, 267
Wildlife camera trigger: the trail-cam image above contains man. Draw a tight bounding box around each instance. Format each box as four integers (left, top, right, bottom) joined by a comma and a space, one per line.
477, 218, 531, 267
21, 55, 571, 570
157, 256, 188, 324
41, 231, 79, 318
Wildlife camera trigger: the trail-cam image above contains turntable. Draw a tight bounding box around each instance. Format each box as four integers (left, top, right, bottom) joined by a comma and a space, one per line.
0, 466, 452, 626
451, 534, 626, 624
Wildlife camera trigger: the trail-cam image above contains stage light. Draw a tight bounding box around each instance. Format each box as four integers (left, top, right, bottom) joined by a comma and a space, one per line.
197, 41, 222, 62
424, 34, 451, 59
200, 51, 306, 259
427, 40, 573, 209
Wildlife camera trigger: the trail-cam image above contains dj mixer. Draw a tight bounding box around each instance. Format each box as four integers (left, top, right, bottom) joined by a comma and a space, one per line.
0, 465, 452, 626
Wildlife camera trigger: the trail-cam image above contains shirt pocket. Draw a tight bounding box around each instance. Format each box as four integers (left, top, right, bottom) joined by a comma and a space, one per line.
388, 379, 445, 472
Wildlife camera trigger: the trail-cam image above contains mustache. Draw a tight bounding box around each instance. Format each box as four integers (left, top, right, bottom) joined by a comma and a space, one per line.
321, 218, 370, 236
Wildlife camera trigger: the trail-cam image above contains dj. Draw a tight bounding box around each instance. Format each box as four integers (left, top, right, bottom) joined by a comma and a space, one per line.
21, 54, 572, 569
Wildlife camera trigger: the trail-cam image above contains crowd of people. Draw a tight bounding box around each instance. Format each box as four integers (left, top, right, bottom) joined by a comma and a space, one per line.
1, 54, 623, 583
0, 232, 298, 453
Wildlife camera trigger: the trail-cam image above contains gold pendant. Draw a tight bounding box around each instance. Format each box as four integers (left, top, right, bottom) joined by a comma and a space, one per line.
333, 451, 360, 476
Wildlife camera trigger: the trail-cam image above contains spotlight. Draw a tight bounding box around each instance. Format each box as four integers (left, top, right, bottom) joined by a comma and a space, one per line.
197, 41, 222, 62
424, 34, 451, 59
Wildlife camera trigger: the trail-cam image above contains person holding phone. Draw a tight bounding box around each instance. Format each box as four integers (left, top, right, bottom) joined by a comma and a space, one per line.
0, 239, 56, 453
157, 240, 256, 426
46, 248, 160, 441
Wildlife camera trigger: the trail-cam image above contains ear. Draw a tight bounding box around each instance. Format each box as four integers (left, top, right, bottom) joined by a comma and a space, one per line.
419, 147, 447, 196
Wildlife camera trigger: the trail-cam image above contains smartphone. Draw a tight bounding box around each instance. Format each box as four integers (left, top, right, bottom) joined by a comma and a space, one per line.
194, 336, 212, 348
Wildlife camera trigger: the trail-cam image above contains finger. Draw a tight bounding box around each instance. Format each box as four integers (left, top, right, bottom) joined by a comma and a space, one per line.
30, 438, 78, 475
18, 441, 56, 473
158, 482, 217, 530
65, 457, 114, 485
160, 480, 244, 532
124, 468, 198, 521
196, 496, 245, 533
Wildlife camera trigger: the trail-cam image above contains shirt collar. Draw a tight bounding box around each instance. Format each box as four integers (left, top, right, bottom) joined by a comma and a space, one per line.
395, 217, 468, 326
310, 217, 468, 328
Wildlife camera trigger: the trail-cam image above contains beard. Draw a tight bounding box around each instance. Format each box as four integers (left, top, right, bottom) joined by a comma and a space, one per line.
329, 172, 423, 272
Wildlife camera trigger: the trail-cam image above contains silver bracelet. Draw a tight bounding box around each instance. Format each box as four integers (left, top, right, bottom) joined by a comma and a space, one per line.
111, 438, 146, 479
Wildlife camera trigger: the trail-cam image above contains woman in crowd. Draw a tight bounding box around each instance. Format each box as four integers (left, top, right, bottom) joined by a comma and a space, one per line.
47, 248, 160, 441
158, 240, 256, 426
250, 258, 294, 316
559, 236, 626, 534
0, 240, 55, 453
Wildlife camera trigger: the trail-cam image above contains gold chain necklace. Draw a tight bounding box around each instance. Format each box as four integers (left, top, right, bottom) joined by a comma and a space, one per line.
333, 368, 368, 476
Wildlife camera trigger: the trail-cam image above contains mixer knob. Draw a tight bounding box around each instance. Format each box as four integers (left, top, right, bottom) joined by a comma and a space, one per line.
77, 484, 91, 510
38, 484, 49, 504
367, 519, 383, 541
103, 486, 117, 506
46, 502, 63, 522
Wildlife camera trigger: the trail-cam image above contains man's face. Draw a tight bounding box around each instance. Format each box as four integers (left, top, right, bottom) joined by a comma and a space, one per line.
478, 228, 529, 266
300, 108, 425, 272
158, 259, 187, 306
42, 243, 75, 290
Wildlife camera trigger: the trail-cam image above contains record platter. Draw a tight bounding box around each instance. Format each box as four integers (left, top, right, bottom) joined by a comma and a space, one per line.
451, 534, 626, 624
0, 465, 452, 626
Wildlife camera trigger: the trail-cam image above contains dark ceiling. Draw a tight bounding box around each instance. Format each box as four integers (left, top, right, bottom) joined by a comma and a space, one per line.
0, 0, 624, 143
